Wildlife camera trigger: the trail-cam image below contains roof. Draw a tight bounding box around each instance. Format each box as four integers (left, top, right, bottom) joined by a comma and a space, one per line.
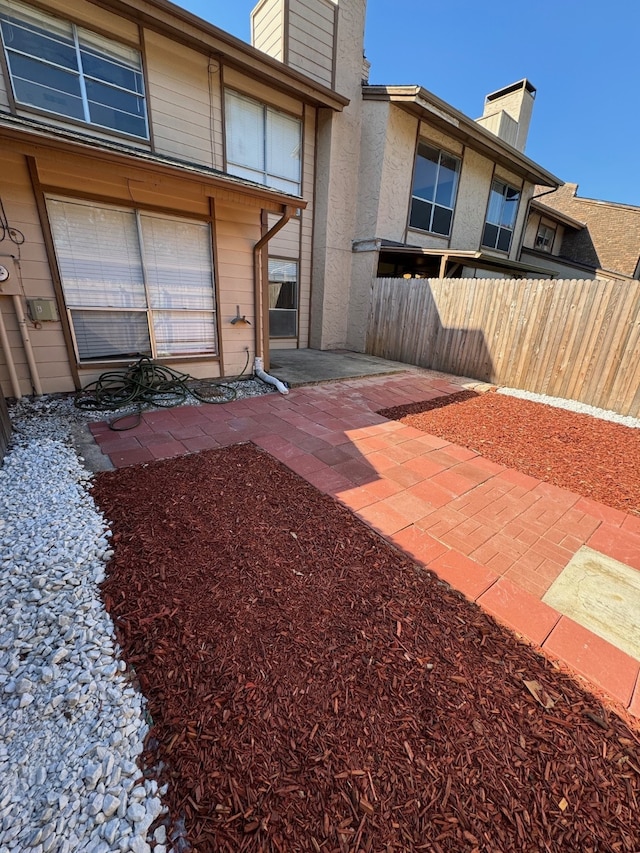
93, 0, 349, 111
531, 199, 585, 230
0, 112, 306, 210
362, 85, 561, 188
354, 239, 558, 277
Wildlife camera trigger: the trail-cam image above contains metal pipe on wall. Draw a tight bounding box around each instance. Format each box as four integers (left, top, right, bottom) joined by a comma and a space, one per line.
12, 294, 42, 396
0, 299, 21, 399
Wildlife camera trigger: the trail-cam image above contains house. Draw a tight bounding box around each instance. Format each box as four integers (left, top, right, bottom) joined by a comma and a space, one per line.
0, 0, 347, 397
520, 183, 640, 281
0, 0, 564, 397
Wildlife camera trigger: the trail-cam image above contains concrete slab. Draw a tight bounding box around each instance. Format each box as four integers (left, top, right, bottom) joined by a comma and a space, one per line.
542, 546, 640, 661
268, 349, 409, 386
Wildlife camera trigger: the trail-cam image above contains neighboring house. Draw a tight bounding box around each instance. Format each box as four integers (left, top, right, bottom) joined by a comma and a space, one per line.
521, 184, 640, 281
0, 0, 567, 397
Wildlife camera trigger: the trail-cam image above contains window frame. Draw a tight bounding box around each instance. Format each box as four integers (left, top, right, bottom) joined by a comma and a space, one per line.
482, 179, 521, 253
268, 257, 298, 339
224, 88, 302, 195
408, 141, 461, 238
0, 0, 149, 140
534, 222, 557, 253
46, 197, 219, 364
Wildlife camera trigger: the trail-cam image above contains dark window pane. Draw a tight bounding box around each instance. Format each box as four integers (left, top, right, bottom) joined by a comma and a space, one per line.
269, 280, 296, 310
81, 49, 143, 93
431, 205, 452, 236
1, 19, 76, 69
269, 309, 297, 337
410, 197, 433, 231
12, 76, 84, 120
88, 99, 147, 137
497, 227, 512, 252
9, 52, 80, 94
482, 222, 498, 249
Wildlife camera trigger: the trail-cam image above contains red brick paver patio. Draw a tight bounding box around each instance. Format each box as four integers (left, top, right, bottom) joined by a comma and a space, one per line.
89, 371, 640, 717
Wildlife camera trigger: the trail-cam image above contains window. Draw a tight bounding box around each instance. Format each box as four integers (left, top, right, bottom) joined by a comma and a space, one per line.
482, 180, 520, 252
225, 90, 301, 194
47, 199, 217, 361
0, 0, 148, 138
409, 142, 460, 237
268, 259, 297, 338
535, 223, 556, 252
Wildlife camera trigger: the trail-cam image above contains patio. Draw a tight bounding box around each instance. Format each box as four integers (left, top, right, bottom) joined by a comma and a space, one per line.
86, 360, 640, 717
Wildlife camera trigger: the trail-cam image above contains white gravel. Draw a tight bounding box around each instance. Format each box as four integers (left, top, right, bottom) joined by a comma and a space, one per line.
0, 379, 274, 853
497, 387, 640, 429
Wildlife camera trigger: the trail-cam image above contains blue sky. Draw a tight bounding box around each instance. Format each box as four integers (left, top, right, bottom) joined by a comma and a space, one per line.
178, 0, 640, 207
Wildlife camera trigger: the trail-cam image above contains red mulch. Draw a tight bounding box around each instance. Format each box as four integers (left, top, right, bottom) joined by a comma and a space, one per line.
93, 443, 640, 853
379, 391, 640, 516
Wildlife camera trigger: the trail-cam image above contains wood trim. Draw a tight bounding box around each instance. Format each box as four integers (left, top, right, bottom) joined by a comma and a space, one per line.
260, 209, 270, 370
404, 119, 422, 244
24, 155, 81, 390
220, 62, 228, 173
283, 0, 290, 66
40, 185, 211, 221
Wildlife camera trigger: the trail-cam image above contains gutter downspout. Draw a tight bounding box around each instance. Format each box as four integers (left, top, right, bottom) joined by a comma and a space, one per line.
253, 205, 296, 370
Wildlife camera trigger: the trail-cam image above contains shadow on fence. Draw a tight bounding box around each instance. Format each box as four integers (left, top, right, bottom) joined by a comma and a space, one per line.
366, 276, 640, 418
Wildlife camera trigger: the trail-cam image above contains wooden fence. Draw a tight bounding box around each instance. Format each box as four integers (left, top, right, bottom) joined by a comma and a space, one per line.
367, 277, 640, 418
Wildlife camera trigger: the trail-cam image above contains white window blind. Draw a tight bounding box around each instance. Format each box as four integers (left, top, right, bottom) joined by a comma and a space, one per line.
225, 89, 301, 194
47, 198, 217, 361
48, 199, 145, 308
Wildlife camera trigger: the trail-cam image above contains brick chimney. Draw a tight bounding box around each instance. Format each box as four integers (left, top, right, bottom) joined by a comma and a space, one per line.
476, 79, 536, 153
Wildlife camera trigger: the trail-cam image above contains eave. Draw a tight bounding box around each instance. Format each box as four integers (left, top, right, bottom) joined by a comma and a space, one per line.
363, 85, 561, 188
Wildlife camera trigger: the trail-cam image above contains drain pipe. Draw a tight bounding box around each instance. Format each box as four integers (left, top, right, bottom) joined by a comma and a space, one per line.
252, 204, 296, 393
13, 294, 42, 396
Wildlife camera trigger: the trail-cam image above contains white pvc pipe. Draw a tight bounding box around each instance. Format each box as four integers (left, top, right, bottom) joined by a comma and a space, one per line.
254, 356, 289, 395
0, 301, 21, 398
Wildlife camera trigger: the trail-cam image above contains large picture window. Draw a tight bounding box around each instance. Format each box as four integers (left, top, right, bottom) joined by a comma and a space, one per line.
225, 90, 301, 195
0, 0, 148, 138
409, 142, 460, 237
482, 180, 520, 252
268, 259, 298, 338
47, 199, 217, 362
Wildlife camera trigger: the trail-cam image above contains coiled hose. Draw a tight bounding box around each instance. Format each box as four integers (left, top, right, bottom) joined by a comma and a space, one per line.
74, 354, 249, 430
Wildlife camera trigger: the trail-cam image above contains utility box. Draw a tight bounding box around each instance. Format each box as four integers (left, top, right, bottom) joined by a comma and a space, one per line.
27, 298, 59, 322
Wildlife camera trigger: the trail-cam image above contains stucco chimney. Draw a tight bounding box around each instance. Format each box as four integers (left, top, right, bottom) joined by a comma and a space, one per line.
476, 79, 536, 153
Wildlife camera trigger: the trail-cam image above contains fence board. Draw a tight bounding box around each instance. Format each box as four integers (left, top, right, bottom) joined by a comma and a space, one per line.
367, 276, 640, 418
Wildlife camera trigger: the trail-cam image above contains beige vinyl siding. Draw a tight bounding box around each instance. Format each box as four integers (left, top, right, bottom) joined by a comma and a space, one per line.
251, 0, 284, 61
223, 67, 303, 116
144, 30, 214, 168
0, 151, 75, 396
208, 60, 225, 171
287, 0, 336, 88
266, 215, 300, 259
215, 202, 260, 376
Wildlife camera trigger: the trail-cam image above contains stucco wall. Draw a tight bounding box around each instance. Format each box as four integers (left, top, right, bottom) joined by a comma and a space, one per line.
310, 0, 367, 351
449, 148, 492, 249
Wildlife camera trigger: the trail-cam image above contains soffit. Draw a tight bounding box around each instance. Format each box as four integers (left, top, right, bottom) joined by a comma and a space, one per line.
90, 0, 349, 110
363, 85, 561, 188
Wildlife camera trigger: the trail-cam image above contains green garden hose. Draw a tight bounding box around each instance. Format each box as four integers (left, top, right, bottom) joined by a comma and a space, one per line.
74, 354, 250, 430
